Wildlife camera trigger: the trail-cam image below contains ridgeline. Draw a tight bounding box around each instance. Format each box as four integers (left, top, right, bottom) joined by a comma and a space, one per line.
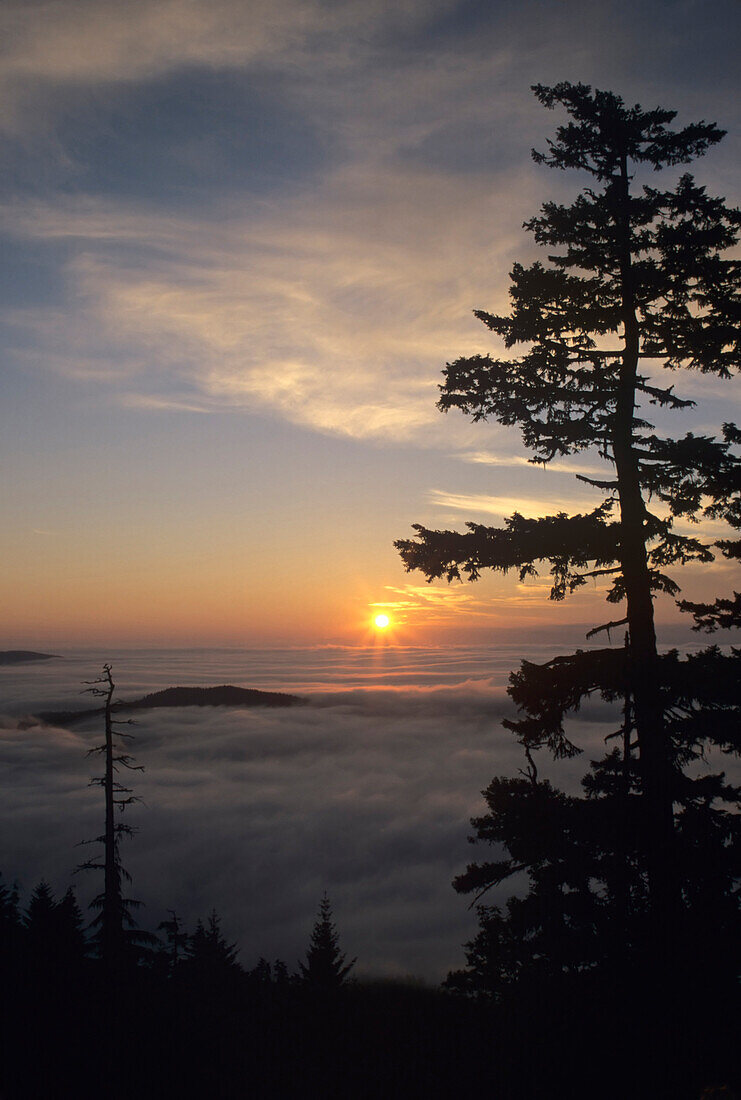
0, 651, 58, 665
36, 684, 302, 726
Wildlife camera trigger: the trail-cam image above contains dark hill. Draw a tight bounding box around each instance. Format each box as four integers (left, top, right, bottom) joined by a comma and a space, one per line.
128, 685, 301, 710
36, 684, 302, 726
0, 650, 58, 665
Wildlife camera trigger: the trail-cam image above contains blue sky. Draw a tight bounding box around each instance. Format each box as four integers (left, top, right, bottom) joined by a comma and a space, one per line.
1, 0, 739, 645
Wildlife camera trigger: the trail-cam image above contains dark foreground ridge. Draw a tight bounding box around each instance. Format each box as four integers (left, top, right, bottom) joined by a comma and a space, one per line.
0, 650, 59, 665
36, 684, 302, 725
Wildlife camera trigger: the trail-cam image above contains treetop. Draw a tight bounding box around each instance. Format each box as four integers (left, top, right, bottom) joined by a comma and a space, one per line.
531, 82, 725, 179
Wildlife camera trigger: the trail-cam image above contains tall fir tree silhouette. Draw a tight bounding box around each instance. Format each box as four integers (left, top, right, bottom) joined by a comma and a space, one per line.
299, 894, 355, 991
396, 83, 740, 995
76, 664, 153, 970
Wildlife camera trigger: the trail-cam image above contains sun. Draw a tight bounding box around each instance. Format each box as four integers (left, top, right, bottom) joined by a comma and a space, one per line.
374, 614, 390, 630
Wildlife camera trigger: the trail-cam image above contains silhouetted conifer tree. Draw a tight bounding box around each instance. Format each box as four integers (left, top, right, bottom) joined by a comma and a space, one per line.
249, 956, 274, 984
55, 886, 87, 964
299, 894, 355, 990
76, 665, 154, 969
0, 873, 21, 969
157, 909, 188, 976
273, 958, 291, 987
183, 910, 240, 974
446, 671, 740, 1002
25, 881, 87, 976
0, 874, 20, 928
25, 880, 58, 963
178, 910, 242, 1012
246, 956, 294, 990
396, 83, 740, 996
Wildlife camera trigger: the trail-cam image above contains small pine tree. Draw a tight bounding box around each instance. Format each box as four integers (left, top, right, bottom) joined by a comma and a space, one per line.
55, 887, 87, 965
25, 882, 87, 976
157, 909, 189, 975
25, 880, 58, 962
179, 910, 242, 1008
0, 873, 22, 996
185, 910, 240, 972
246, 956, 294, 989
248, 956, 274, 984
0, 873, 20, 930
272, 958, 291, 987
299, 894, 355, 991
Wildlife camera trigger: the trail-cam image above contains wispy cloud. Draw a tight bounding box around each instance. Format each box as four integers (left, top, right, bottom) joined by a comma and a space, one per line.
455, 451, 607, 478
371, 582, 561, 633
375, 583, 483, 617
1, 159, 527, 441
120, 393, 216, 414
0, 0, 553, 447
7, 0, 732, 452
427, 488, 593, 520
0, 0, 500, 136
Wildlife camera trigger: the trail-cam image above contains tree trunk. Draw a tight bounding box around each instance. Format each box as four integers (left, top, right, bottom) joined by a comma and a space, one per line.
102, 668, 118, 969
612, 154, 678, 976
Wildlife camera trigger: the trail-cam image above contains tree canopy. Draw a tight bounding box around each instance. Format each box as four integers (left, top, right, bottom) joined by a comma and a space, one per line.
396, 82, 741, 1003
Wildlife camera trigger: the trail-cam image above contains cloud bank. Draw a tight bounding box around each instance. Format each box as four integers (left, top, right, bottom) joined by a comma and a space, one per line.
5, 0, 737, 448
0, 645, 619, 980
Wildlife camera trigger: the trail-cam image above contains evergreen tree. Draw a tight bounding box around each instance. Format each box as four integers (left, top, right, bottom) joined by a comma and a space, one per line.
248, 956, 274, 985
25, 881, 87, 976
299, 893, 356, 991
25, 880, 58, 964
0, 873, 21, 971
396, 84, 740, 992
178, 910, 242, 1009
76, 665, 153, 969
157, 909, 189, 975
0, 873, 20, 935
55, 887, 87, 965
246, 956, 294, 990
183, 910, 240, 974
272, 958, 291, 986
445, 655, 740, 1002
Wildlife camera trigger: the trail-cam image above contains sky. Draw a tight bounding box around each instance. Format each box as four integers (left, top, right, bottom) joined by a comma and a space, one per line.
1, 0, 740, 647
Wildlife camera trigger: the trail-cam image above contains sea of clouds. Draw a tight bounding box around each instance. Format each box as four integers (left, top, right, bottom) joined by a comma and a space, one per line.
1, 645, 628, 981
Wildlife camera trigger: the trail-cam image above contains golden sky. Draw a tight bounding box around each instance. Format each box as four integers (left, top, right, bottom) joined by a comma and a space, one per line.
1, 0, 739, 646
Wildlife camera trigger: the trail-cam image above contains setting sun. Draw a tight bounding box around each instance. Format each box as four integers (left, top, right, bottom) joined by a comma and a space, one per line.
374, 614, 390, 630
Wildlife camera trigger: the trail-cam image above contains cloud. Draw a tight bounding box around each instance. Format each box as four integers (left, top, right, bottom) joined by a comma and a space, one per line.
427, 488, 595, 521
375, 583, 485, 615
1, 156, 530, 441
5, 0, 737, 451
0, 1, 546, 448
2, 0, 458, 83
0, 0, 478, 137
454, 451, 608, 477
0, 646, 624, 980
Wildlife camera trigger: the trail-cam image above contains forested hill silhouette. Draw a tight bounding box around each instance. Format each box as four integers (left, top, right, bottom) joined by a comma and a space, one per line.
36, 684, 302, 725
128, 685, 302, 710
0, 650, 58, 665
